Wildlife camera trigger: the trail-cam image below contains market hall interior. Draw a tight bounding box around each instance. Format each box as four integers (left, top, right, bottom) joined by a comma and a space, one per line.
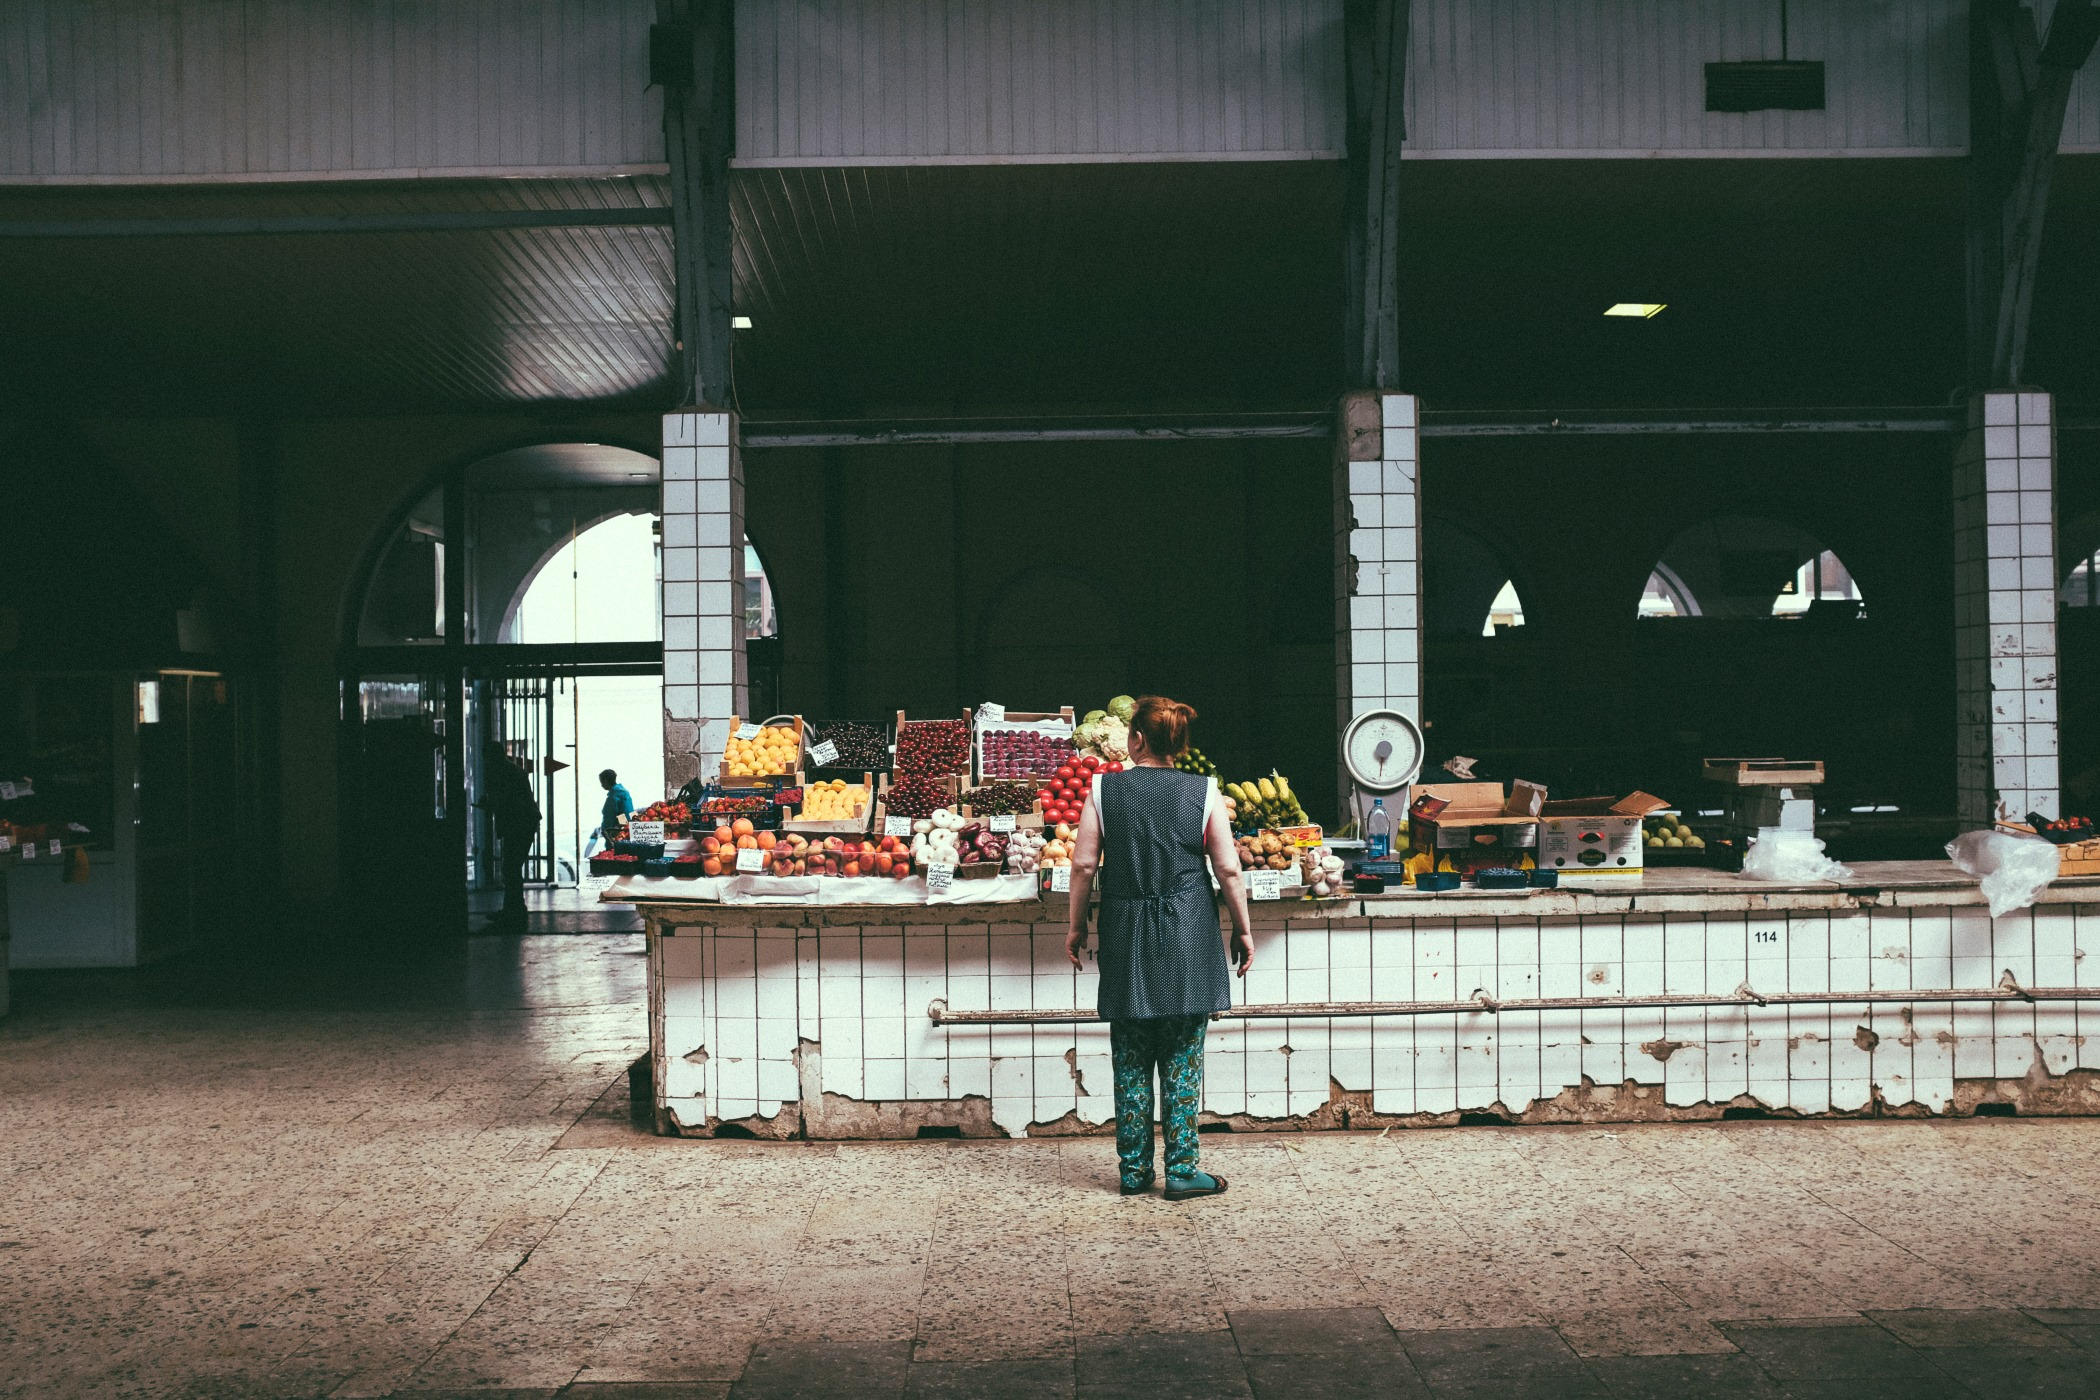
6, 1, 2100, 1396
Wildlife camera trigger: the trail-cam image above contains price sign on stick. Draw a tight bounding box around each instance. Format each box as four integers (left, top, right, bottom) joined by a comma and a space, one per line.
628, 820, 665, 844
1048, 865, 1071, 893
926, 862, 955, 894
884, 815, 914, 838
808, 739, 839, 766
988, 814, 1016, 833
735, 847, 765, 873
1248, 870, 1282, 901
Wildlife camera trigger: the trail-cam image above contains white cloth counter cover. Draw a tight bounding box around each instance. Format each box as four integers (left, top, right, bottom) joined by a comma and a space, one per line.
606, 872, 1044, 907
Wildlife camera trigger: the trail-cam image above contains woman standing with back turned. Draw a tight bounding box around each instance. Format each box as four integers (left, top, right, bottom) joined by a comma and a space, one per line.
1065, 697, 1255, 1199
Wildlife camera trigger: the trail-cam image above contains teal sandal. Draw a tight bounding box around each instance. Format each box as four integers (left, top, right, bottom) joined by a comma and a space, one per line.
1163, 1171, 1228, 1202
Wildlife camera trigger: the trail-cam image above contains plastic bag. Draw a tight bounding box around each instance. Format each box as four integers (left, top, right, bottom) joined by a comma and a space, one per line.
1740, 830, 1854, 883
1946, 830, 2060, 918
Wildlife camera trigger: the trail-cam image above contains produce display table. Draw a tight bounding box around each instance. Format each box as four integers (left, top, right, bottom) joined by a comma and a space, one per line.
629, 861, 2100, 1138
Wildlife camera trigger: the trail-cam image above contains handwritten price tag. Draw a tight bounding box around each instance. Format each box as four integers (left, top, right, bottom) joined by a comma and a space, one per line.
1048, 865, 1071, 893
736, 723, 763, 740
47, 839, 61, 857
629, 820, 666, 844
735, 847, 765, 873
0, 781, 14, 800
1249, 870, 1282, 901
988, 813, 1016, 833
808, 739, 839, 766
976, 702, 1006, 724
926, 862, 955, 894
0, 834, 11, 851
19, 842, 33, 861
884, 815, 913, 838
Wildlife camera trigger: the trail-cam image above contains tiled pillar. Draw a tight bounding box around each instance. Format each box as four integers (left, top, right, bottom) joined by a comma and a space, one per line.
1953, 390, 2058, 828
662, 410, 746, 793
1334, 391, 1424, 804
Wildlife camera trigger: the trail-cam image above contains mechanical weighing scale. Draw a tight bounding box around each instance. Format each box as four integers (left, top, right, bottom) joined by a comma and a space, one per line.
1339, 708, 1426, 867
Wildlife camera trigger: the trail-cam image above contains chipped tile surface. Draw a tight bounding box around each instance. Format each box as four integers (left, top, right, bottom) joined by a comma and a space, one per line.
6, 935, 2100, 1397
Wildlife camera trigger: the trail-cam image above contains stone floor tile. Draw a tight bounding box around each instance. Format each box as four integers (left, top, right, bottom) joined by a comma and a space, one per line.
1713, 1319, 1941, 1381
1923, 1345, 2100, 1400
1242, 1349, 1429, 1399
1587, 1353, 1787, 1399
728, 1339, 912, 1399
1226, 1306, 1399, 1356
1775, 1379, 1977, 1400
2021, 1309, 2100, 1327
1863, 1309, 2075, 1350
1073, 1331, 1252, 1397
903, 1357, 1077, 1398
563, 1386, 733, 1400
1393, 1326, 1602, 1395
1553, 1307, 1738, 1358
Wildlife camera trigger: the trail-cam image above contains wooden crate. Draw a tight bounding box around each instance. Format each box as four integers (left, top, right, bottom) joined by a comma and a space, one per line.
872, 773, 961, 833
782, 773, 875, 836
892, 710, 973, 779
1702, 756, 1826, 787
1998, 823, 2100, 875
720, 714, 804, 786
972, 706, 1077, 784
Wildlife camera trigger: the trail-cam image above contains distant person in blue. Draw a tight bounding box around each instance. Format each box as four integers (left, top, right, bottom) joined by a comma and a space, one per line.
589, 768, 633, 857
1064, 697, 1253, 1200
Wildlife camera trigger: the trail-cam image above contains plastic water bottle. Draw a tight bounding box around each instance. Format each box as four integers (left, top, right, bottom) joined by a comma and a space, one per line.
1366, 798, 1392, 860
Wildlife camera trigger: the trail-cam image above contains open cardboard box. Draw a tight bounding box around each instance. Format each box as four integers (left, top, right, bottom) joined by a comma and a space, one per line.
1538, 791, 1670, 878
1408, 782, 1542, 878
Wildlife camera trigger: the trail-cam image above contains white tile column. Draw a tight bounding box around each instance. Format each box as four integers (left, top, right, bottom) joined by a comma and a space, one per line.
1954, 390, 2058, 828
662, 410, 746, 792
1334, 391, 1424, 800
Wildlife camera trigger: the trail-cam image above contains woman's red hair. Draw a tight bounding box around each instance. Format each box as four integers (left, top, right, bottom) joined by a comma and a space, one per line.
1129, 696, 1197, 759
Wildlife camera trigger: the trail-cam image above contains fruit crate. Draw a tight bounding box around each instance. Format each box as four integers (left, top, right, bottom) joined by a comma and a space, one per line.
782, 773, 876, 836
972, 708, 1076, 784
893, 711, 973, 779
803, 718, 895, 776
959, 779, 1046, 831
719, 714, 805, 787
1701, 757, 1826, 787
872, 773, 962, 832
1999, 823, 2100, 875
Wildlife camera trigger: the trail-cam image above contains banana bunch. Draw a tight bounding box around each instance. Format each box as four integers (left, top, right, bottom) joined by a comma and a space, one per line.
1224, 772, 1309, 828
1173, 746, 1219, 778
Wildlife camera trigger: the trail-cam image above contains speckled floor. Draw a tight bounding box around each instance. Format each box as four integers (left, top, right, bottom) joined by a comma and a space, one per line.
4, 934, 2099, 1398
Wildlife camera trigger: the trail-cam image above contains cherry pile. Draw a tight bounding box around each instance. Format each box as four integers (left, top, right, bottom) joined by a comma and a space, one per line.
882, 774, 952, 818
895, 718, 969, 776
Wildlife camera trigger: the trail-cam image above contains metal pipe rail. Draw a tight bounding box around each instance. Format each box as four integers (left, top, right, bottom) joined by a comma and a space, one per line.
925, 974, 2096, 1026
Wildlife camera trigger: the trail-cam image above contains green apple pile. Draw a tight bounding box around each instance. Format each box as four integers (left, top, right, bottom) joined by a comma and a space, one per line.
1644, 813, 1706, 851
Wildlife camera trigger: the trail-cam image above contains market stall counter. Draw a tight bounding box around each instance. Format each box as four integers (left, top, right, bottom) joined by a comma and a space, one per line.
619, 861, 2100, 1139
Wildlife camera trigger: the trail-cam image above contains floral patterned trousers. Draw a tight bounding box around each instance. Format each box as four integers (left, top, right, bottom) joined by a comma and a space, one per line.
1109, 1014, 1208, 1189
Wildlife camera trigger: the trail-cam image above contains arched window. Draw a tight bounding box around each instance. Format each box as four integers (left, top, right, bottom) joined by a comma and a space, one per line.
511, 512, 661, 645
1481, 580, 1526, 636
1638, 517, 1864, 621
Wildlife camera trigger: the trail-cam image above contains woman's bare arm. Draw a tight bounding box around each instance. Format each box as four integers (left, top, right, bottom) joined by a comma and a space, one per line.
1063, 792, 1104, 969
1204, 801, 1255, 976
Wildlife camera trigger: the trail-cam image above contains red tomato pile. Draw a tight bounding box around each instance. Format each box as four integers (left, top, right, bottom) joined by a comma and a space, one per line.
1036, 755, 1123, 826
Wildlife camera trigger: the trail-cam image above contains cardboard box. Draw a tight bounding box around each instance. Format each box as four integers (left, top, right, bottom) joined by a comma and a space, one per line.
1408, 783, 1540, 878
1539, 791, 1670, 878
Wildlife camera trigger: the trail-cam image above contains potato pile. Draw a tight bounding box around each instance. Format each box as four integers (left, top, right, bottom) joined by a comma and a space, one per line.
1234, 830, 1298, 873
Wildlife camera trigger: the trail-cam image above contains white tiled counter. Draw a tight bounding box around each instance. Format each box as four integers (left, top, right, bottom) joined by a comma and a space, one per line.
634, 862, 2100, 1138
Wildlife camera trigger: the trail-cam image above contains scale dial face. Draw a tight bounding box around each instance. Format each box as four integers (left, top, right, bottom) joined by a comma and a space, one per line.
1343, 709, 1425, 793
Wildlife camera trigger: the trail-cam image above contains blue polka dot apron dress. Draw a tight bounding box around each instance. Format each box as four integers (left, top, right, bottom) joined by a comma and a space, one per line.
1094, 767, 1230, 1190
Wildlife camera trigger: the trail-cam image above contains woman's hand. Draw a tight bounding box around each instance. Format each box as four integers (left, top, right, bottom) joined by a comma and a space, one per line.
1065, 923, 1088, 970
1231, 926, 1254, 977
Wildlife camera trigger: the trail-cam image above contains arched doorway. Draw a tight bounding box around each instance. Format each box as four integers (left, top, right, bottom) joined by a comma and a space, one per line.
340, 442, 666, 933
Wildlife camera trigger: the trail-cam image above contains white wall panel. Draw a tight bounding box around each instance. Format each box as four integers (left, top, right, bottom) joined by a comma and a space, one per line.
735, 0, 1345, 163
0, 0, 663, 180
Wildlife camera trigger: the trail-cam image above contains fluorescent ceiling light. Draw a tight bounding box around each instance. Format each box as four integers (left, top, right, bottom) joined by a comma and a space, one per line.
731, 315, 754, 329
1604, 302, 1667, 319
